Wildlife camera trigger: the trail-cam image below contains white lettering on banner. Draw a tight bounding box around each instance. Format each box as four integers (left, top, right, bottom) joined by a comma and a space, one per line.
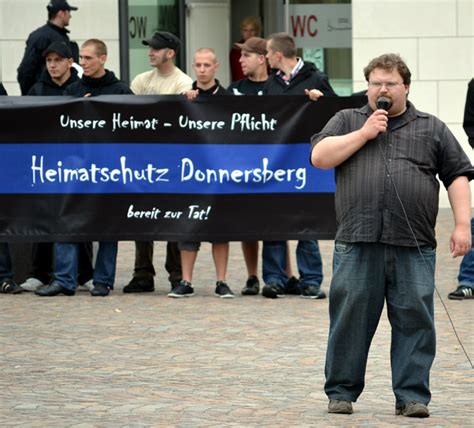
177, 113, 277, 131
58, 112, 279, 132
31, 155, 170, 185
112, 113, 159, 132
60, 114, 106, 129
126, 205, 212, 221
180, 157, 306, 190
178, 115, 225, 130
127, 204, 161, 219
230, 113, 277, 131
188, 205, 211, 220
31, 156, 307, 190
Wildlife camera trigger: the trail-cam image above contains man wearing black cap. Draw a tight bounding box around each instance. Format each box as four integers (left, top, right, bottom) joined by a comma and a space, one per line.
131, 31, 192, 95
27, 41, 79, 95
17, 0, 79, 95
124, 32, 192, 294
20, 40, 87, 294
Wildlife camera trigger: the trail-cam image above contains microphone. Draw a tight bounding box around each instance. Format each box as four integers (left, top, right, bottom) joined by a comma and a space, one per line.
376, 96, 392, 111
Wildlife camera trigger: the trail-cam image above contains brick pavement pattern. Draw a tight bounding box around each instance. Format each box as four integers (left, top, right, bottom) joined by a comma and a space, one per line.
0, 209, 473, 427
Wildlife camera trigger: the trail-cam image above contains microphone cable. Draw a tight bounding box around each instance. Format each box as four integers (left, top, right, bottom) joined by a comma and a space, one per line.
376, 130, 473, 369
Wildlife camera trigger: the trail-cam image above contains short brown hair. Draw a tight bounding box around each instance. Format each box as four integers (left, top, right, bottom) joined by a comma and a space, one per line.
81, 39, 107, 57
267, 32, 296, 59
363, 53, 411, 85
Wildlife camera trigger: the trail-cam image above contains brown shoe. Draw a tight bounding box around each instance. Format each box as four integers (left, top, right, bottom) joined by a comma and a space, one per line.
396, 401, 429, 418
328, 399, 353, 414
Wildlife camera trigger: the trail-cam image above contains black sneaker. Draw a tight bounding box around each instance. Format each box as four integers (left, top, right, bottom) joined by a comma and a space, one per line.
0, 279, 23, 294
168, 280, 194, 298
90, 283, 110, 296
300, 285, 326, 299
285, 276, 301, 295
215, 281, 235, 298
123, 277, 154, 293
262, 283, 285, 298
448, 285, 474, 300
241, 275, 260, 295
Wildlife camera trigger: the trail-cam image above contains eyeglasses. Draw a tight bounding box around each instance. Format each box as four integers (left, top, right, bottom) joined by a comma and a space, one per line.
368, 81, 404, 89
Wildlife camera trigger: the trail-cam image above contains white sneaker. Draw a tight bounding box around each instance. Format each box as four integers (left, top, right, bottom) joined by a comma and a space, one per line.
77, 279, 94, 291
20, 277, 46, 291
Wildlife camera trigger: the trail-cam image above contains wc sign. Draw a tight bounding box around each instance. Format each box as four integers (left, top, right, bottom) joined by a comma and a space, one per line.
289, 4, 352, 48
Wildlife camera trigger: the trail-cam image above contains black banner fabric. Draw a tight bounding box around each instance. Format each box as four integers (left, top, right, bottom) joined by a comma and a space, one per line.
0, 95, 365, 242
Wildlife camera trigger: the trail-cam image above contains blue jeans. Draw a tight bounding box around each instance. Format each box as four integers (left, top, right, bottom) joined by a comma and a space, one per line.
54, 242, 118, 291
457, 218, 474, 289
262, 240, 323, 288
0, 242, 13, 282
325, 242, 436, 407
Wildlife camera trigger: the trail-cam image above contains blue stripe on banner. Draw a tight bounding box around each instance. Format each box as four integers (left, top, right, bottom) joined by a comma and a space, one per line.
0, 143, 335, 194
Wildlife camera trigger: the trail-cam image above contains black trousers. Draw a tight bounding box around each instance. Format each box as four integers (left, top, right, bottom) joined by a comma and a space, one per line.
133, 241, 182, 285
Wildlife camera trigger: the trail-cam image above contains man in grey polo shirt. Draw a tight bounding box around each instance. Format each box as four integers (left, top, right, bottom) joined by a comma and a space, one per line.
311, 53, 473, 418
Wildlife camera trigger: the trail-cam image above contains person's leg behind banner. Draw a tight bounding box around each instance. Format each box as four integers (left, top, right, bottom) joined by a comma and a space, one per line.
165, 241, 182, 291
297, 240, 325, 299
262, 241, 288, 298
213, 242, 234, 298
169, 241, 199, 298
36, 242, 78, 296
0, 242, 22, 294
241, 240, 260, 295
20, 242, 53, 291
123, 241, 155, 293
77, 242, 94, 288
91, 241, 118, 296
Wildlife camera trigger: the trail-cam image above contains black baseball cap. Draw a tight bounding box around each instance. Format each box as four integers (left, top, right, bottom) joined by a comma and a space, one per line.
42, 41, 73, 58
142, 31, 180, 51
47, 0, 78, 13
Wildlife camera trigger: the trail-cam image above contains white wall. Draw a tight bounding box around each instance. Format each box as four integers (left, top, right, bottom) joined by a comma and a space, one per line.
0, 0, 120, 95
185, 0, 230, 87
352, 0, 474, 207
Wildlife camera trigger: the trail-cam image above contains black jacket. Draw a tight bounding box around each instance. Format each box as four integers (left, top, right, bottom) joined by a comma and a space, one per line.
263, 61, 336, 96
27, 68, 79, 96
463, 78, 474, 148
17, 22, 79, 95
64, 70, 133, 96
0, 82, 7, 96
192, 79, 230, 96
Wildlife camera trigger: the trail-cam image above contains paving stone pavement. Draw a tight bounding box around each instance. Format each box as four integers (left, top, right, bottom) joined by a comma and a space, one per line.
0, 209, 473, 427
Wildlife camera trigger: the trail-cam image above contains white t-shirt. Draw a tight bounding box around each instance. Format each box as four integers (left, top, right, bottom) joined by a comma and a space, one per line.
131, 67, 193, 95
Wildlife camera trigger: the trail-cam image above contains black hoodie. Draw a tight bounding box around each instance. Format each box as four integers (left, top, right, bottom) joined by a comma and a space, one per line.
263, 61, 336, 96
64, 70, 133, 96
27, 68, 79, 96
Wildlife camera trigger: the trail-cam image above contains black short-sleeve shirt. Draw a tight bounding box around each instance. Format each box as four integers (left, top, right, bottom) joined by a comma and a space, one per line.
311, 102, 474, 248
